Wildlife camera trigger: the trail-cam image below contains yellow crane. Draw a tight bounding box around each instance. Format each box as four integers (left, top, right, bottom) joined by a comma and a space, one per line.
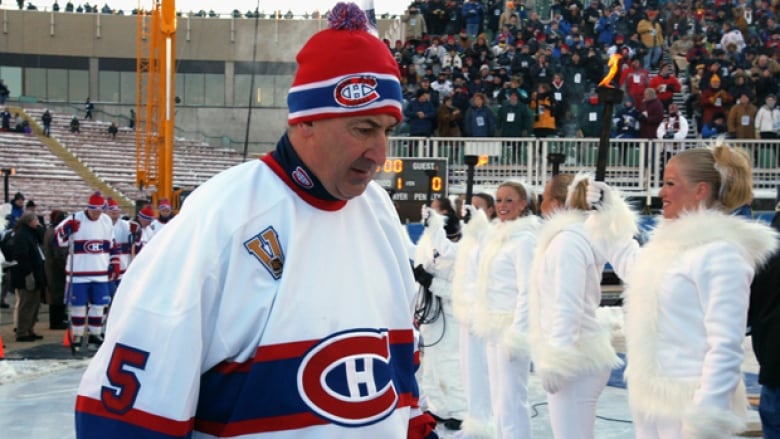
135, 0, 177, 211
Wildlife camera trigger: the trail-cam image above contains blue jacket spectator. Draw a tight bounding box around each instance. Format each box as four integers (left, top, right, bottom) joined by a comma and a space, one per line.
404, 89, 437, 137
701, 112, 729, 138
613, 97, 641, 138
461, 0, 484, 37
464, 93, 496, 137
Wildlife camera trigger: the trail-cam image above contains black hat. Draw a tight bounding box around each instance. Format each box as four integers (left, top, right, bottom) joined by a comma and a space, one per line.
25, 200, 36, 208
13, 192, 24, 201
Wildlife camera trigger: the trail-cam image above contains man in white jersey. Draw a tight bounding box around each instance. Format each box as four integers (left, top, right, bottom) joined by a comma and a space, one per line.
105, 197, 140, 296
75, 3, 437, 438
135, 204, 159, 249
56, 191, 115, 352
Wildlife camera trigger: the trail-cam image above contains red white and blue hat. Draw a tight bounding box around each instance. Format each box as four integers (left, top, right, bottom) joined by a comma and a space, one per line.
138, 205, 154, 221
286, 2, 403, 125
106, 197, 120, 211
87, 192, 105, 210
158, 198, 172, 211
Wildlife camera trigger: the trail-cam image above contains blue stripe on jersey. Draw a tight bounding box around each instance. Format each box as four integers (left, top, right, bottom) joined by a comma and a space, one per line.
194, 329, 418, 435
76, 396, 194, 438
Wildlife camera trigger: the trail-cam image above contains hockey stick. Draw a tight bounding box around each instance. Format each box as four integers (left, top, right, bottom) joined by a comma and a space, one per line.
65, 213, 78, 356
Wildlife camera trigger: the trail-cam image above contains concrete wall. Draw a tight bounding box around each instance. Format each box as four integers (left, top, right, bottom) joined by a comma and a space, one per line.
0, 9, 401, 152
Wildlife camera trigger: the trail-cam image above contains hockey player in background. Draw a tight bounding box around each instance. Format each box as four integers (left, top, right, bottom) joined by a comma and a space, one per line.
75, 3, 437, 438
134, 204, 159, 249
155, 197, 175, 227
105, 198, 140, 296
56, 191, 114, 352
413, 199, 467, 431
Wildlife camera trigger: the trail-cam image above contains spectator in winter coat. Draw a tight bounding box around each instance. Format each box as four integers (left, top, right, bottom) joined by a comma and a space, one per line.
728, 93, 758, 139
620, 57, 650, 111
405, 89, 437, 137
638, 88, 664, 139
701, 112, 729, 138
437, 96, 463, 137
636, 10, 664, 69
497, 90, 533, 138
648, 63, 681, 110
700, 75, 734, 126
755, 94, 780, 139
11, 212, 45, 342
613, 96, 641, 139
464, 93, 496, 137
462, 0, 485, 38
531, 83, 557, 138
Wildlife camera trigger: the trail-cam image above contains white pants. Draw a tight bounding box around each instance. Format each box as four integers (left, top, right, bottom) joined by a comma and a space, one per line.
634, 417, 682, 439
420, 304, 466, 420
547, 367, 611, 439
459, 325, 493, 435
485, 339, 531, 439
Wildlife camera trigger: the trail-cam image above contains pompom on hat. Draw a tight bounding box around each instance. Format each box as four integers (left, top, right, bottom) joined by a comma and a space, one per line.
286, 2, 403, 125
87, 191, 105, 210
106, 197, 120, 211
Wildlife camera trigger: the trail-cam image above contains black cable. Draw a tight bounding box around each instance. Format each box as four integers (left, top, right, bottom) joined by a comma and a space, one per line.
528, 401, 633, 424
413, 284, 446, 347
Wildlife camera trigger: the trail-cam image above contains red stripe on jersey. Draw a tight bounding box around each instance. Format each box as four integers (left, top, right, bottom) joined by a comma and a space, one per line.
388, 329, 415, 344
76, 395, 194, 436
213, 339, 317, 374
260, 154, 347, 212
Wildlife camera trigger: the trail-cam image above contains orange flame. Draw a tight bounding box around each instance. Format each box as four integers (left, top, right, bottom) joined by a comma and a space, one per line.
477, 155, 489, 167
598, 54, 622, 88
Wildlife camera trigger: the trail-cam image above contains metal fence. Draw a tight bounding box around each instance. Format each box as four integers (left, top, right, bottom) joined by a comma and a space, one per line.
387, 137, 780, 199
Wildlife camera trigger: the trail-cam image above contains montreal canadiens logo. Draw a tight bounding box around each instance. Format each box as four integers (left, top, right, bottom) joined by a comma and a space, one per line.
334, 75, 380, 108
297, 329, 398, 426
291, 166, 314, 189
84, 240, 106, 254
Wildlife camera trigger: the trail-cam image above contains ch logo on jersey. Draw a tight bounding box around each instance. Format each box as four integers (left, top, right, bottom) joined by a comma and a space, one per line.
292, 166, 314, 189
334, 75, 380, 108
84, 240, 106, 254
244, 226, 285, 279
297, 329, 398, 426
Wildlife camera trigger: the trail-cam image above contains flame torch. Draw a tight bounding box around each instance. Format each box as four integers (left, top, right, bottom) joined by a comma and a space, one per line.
595, 54, 624, 182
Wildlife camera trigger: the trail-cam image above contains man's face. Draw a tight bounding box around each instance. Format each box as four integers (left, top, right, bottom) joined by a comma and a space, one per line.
86, 209, 102, 221
13, 198, 24, 208
159, 207, 172, 217
300, 114, 397, 200
107, 209, 121, 223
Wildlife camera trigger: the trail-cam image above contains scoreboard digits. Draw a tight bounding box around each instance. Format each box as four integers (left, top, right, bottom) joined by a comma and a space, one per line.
373, 157, 448, 222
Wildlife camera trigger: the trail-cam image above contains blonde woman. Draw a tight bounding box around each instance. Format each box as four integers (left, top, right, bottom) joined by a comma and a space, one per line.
529, 174, 623, 438
586, 145, 780, 438
473, 181, 540, 438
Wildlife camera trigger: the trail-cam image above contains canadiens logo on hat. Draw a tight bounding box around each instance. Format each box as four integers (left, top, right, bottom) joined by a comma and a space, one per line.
292, 166, 314, 189
334, 75, 380, 108
286, 2, 402, 125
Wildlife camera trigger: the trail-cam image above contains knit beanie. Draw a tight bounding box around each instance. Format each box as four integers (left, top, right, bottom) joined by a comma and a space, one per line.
87, 192, 105, 210
286, 2, 403, 125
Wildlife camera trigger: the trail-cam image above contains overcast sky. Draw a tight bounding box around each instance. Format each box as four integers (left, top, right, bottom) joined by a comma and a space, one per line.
3, 0, 406, 15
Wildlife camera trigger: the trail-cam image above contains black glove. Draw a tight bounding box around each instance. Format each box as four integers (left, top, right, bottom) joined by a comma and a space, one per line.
413, 264, 434, 289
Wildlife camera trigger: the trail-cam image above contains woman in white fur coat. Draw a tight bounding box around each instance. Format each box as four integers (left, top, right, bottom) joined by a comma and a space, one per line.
473, 181, 540, 438
585, 145, 780, 439
413, 199, 467, 428
451, 193, 496, 438
528, 174, 623, 439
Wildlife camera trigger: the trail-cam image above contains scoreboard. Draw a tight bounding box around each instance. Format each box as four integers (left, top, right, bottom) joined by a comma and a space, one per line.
373, 157, 448, 223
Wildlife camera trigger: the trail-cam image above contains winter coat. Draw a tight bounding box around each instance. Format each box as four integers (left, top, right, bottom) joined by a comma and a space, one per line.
727, 102, 758, 139
464, 104, 497, 137
11, 224, 46, 291
749, 212, 780, 387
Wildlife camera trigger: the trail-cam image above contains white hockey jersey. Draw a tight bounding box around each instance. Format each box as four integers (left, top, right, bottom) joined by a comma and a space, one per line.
111, 219, 135, 277
75, 145, 425, 438
56, 211, 115, 283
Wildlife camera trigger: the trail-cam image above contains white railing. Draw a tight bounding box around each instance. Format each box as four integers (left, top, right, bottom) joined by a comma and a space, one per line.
387, 137, 780, 200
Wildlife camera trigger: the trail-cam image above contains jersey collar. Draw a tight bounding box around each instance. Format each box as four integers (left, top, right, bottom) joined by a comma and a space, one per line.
261, 134, 347, 211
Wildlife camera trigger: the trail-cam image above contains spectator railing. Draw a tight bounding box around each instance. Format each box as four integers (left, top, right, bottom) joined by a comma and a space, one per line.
387, 137, 780, 199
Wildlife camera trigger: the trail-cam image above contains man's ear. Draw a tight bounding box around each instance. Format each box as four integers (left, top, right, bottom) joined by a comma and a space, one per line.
292, 121, 316, 139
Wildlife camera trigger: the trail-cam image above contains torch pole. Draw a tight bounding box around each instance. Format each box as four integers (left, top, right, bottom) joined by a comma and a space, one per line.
464, 155, 479, 204
595, 86, 624, 182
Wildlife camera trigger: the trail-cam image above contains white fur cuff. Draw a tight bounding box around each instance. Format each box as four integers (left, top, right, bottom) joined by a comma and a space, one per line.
502, 326, 530, 357
584, 187, 638, 251
682, 405, 746, 439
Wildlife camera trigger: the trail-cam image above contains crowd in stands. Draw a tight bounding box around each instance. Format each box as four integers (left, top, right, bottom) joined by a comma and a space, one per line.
389, 0, 780, 144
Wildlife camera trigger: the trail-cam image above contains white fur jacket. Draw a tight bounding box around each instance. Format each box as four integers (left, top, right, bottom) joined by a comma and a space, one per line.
473, 215, 540, 350
451, 208, 491, 327
414, 210, 458, 300
528, 209, 623, 380
586, 192, 779, 438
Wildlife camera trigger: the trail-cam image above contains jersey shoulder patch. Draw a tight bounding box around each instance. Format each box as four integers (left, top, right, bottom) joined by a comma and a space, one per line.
244, 226, 285, 279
